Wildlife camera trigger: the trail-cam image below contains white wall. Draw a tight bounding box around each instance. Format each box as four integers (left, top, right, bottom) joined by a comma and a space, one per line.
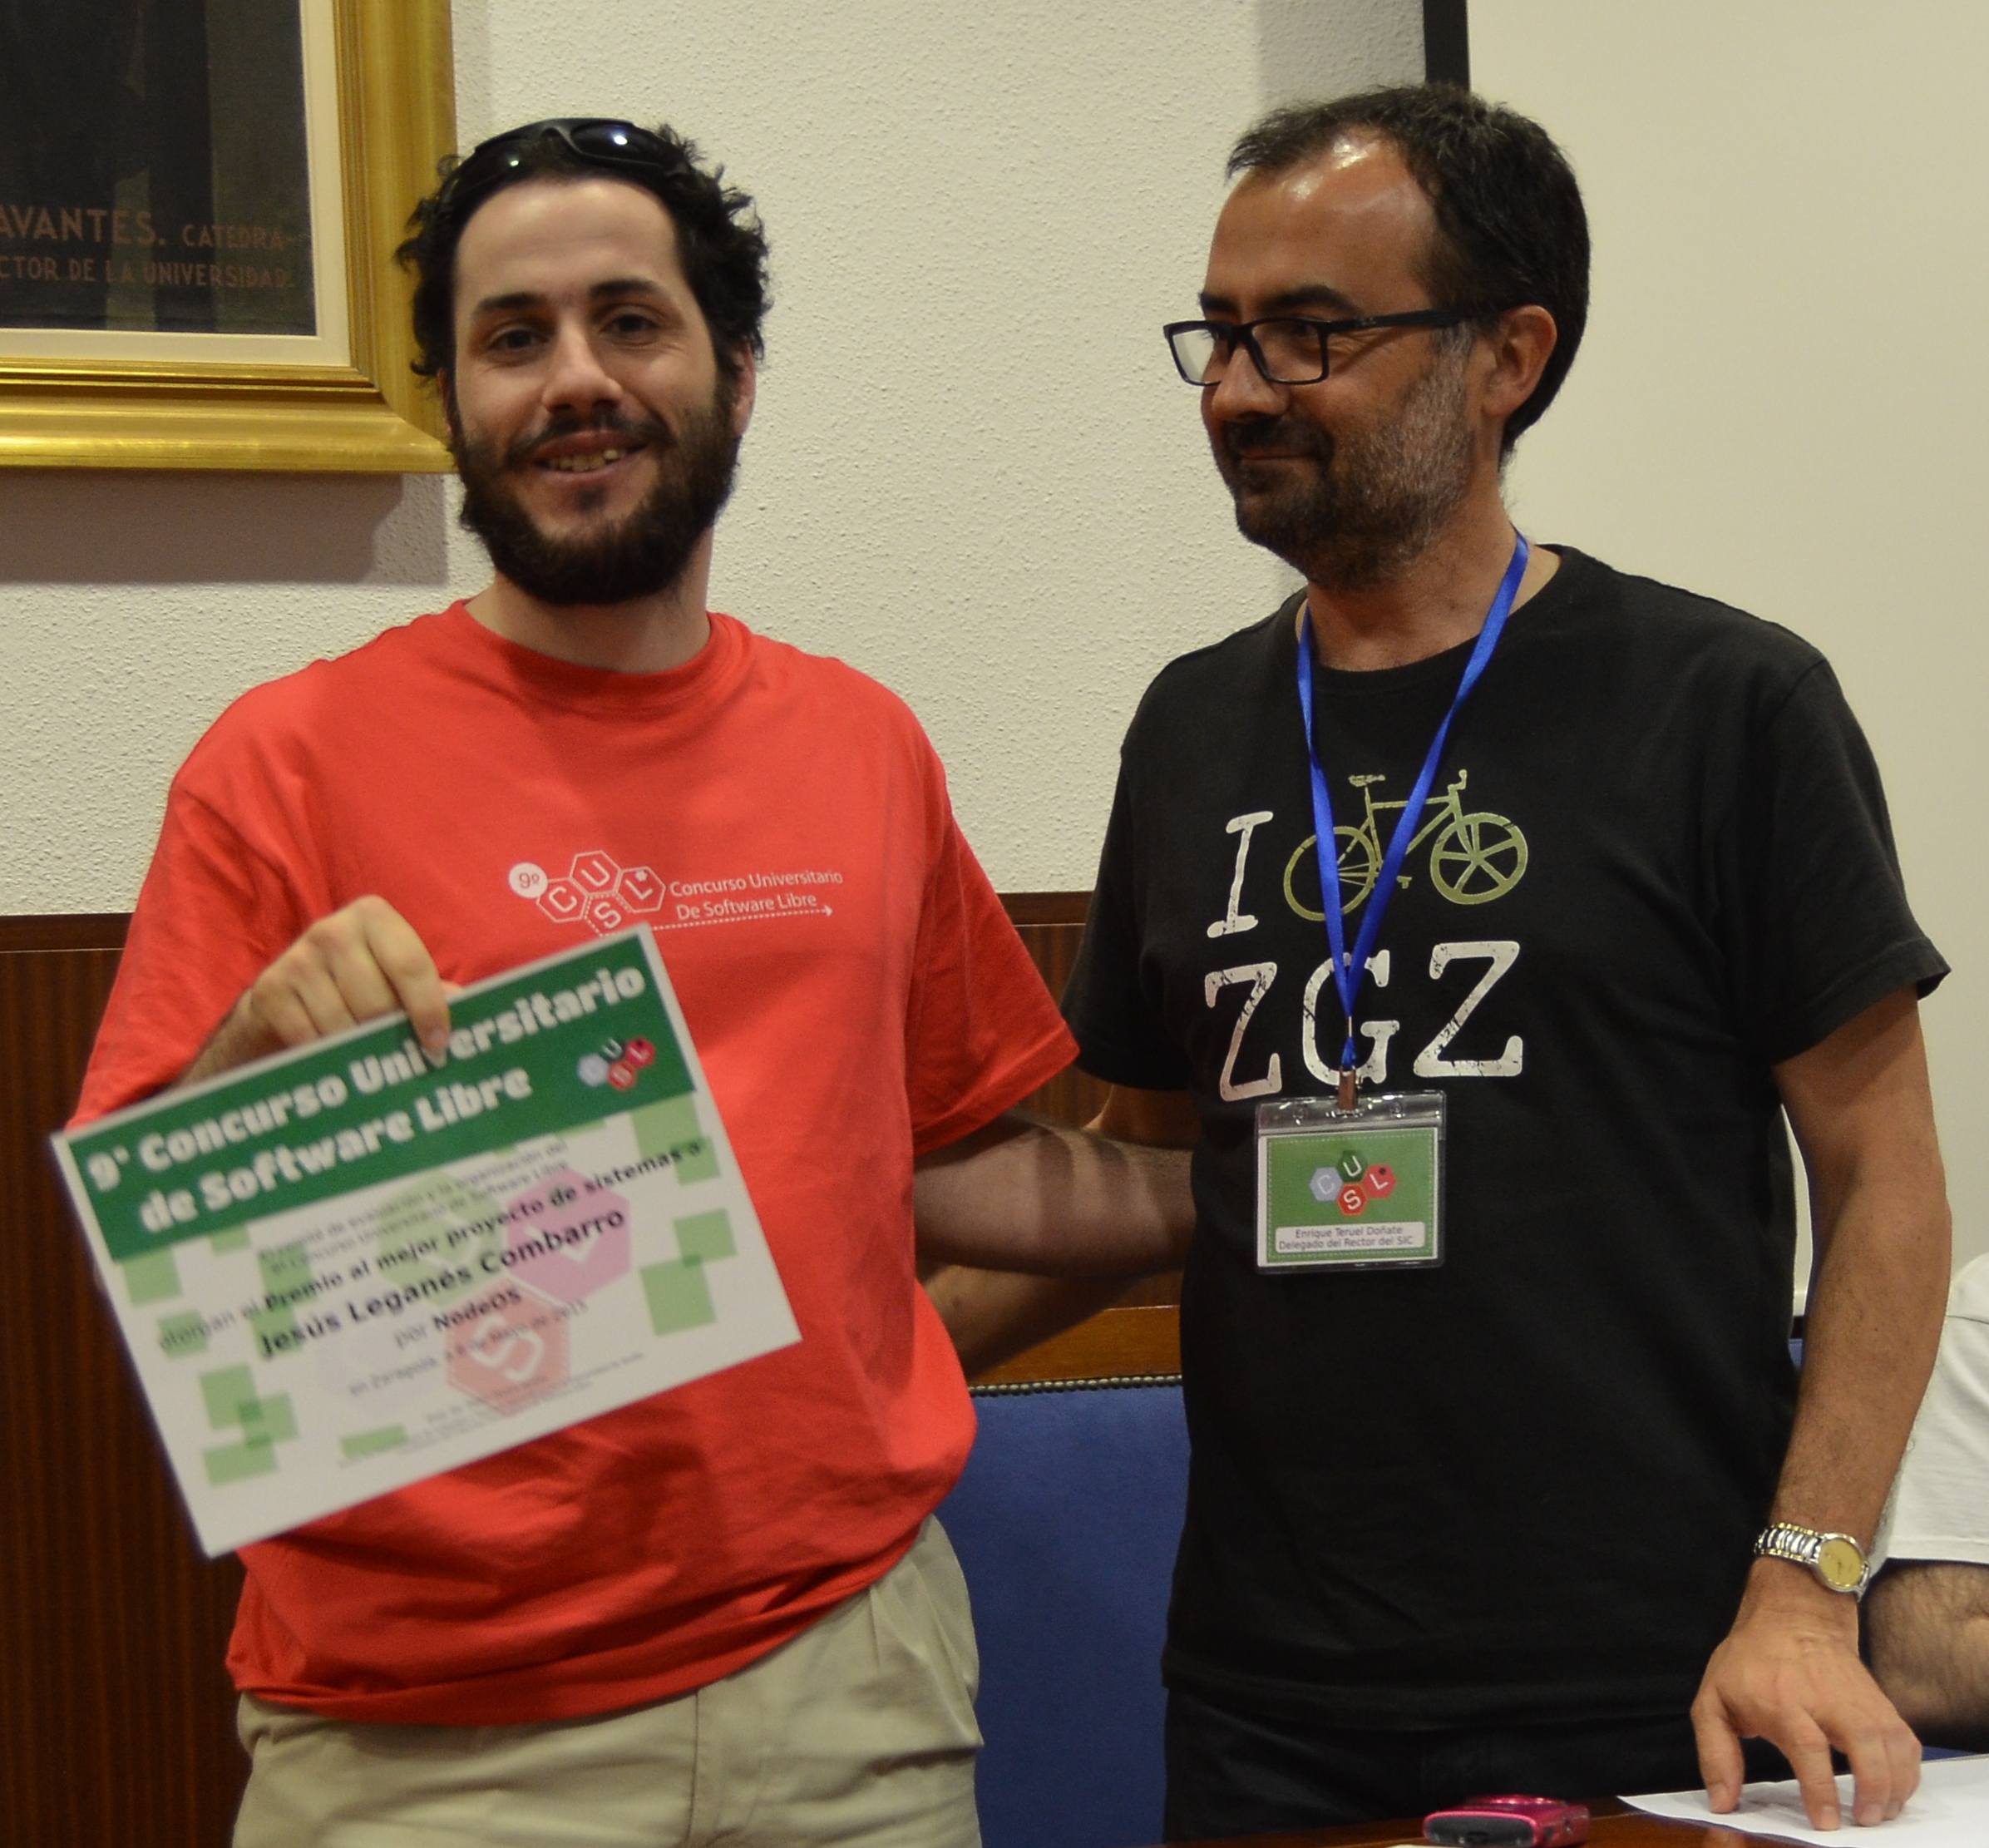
1472, 2, 1989, 1267
0, 0, 1422, 914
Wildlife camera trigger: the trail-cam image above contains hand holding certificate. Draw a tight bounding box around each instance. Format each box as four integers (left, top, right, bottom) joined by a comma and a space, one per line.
53, 928, 797, 1556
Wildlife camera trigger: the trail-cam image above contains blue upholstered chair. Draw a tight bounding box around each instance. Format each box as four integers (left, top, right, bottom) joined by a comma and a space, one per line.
941, 1372, 1189, 1848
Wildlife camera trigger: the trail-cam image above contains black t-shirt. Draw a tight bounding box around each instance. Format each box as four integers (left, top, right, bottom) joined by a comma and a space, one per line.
1063, 547, 1947, 1727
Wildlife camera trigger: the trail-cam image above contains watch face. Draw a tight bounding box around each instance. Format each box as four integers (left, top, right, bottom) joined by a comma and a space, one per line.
1817, 1536, 1865, 1592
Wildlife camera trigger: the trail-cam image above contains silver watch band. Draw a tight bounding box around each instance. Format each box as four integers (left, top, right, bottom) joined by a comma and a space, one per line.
1755, 1522, 1872, 1596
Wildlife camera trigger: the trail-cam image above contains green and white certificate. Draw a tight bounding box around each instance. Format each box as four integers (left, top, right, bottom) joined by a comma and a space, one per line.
53, 929, 797, 1556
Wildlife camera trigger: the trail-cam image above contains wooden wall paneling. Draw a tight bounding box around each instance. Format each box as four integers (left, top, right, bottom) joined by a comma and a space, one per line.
0, 910, 131, 952
1, 924, 248, 1847
970, 1303, 1182, 1391
1004, 907, 1111, 1134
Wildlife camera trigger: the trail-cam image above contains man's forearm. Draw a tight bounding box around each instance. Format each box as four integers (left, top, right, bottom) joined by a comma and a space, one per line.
913, 1113, 1194, 1275
1867, 1563, 1989, 1750
178, 993, 258, 1087
1770, 1178, 1948, 1548
1766, 991, 1951, 1549
1690, 993, 1947, 1829
1725, 1169, 1948, 1643
921, 1266, 1137, 1376
1690, 1172, 1944, 1830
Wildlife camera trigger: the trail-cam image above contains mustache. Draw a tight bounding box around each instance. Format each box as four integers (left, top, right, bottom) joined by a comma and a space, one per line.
1222, 417, 1333, 464
503, 413, 674, 471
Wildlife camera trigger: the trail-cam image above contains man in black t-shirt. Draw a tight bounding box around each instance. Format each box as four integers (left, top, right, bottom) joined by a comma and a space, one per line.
945, 86, 1953, 1838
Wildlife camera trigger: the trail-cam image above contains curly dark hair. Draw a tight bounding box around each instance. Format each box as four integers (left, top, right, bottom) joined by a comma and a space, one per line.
1229, 86, 1589, 453
397, 121, 771, 388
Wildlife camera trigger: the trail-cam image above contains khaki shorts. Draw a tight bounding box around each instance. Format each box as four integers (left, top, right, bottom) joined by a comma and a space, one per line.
234, 1516, 981, 1847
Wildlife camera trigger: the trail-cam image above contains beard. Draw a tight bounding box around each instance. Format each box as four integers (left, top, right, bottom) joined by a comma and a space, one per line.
453, 378, 741, 607
1215, 349, 1476, 593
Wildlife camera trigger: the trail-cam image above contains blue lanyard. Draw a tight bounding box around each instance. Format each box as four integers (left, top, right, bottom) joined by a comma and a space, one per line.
1296, 534, 1530, 1104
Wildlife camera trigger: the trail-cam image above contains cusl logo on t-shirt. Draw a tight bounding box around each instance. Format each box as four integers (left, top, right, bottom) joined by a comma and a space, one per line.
510, 852, 846, 935
509, 852, 663, 937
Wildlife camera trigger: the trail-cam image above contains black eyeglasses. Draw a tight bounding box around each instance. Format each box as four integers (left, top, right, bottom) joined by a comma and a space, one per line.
444, 119, 681, 217
1163, 308, 1474, 385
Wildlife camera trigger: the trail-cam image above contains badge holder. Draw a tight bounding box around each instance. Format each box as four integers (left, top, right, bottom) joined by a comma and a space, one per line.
1255, 1092, 1446, 1272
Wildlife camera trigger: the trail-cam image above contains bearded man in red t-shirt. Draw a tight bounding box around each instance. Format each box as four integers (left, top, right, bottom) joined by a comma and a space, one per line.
76, 119, 1192, 1848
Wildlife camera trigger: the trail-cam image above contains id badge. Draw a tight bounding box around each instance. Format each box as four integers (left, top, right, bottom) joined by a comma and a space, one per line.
1255, 1091, 1445, 1272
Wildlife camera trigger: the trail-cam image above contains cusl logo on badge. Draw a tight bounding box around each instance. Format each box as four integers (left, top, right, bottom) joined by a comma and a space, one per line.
578, 1035, 656, 1093
510, 852, 666, 937
1308, 1149, 1398, 1217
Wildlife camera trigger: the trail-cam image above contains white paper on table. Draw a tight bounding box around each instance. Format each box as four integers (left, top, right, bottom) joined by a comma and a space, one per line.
1624, 1753, 1989, 1845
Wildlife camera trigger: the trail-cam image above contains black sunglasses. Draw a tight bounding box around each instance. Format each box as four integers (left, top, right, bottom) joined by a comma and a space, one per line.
445, 119, 681, 217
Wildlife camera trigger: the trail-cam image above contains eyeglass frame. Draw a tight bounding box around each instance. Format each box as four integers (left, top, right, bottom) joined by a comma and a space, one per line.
1162, 306, 1483, 386
441, 119, 684, 222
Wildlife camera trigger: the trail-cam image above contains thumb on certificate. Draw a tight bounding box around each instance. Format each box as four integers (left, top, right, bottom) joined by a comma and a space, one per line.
354, 898, 452, 1057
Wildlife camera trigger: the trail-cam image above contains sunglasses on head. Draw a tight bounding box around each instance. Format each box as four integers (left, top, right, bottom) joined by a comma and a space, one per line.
446, 119, 679, 216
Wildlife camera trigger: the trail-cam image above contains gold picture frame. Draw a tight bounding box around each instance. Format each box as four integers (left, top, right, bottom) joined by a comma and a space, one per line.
0, 0, 455, 472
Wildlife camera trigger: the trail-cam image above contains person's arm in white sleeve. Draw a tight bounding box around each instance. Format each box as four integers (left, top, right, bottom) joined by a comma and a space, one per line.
1864, 1255, 1989, 1748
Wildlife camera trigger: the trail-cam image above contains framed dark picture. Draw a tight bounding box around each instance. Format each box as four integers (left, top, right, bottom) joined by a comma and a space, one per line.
0, 0, 455, 472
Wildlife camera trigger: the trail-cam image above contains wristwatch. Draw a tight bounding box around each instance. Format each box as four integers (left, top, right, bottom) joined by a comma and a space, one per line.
1754, 1522, 1873, 1597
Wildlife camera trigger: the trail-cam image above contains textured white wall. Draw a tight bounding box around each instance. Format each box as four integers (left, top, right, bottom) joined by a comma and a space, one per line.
0, 0, 1421, 914
1472, 2, 1989, 1269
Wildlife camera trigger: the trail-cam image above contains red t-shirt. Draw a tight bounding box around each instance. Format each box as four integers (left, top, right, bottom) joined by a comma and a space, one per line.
76, 605, 1074, 1724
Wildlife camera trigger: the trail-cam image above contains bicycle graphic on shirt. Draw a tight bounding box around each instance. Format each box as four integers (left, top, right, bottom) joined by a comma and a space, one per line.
1283, 768, 1528, 918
